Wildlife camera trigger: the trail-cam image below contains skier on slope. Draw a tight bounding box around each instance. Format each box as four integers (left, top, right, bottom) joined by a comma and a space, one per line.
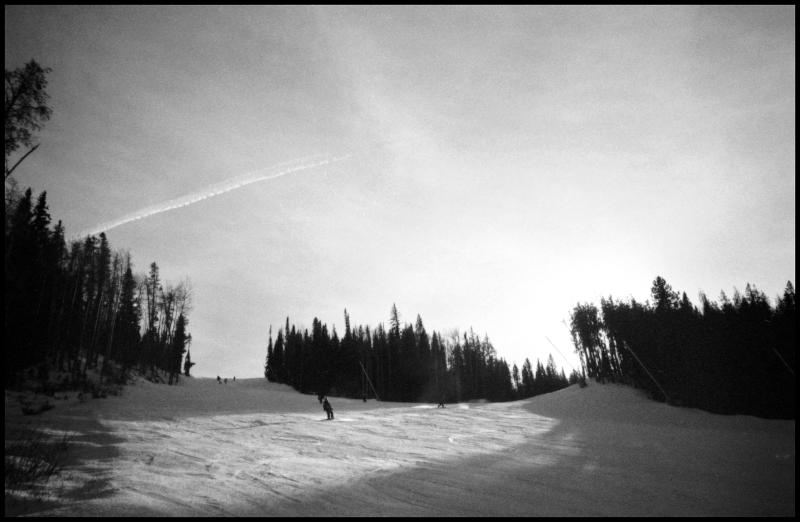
322, 397, 334, 420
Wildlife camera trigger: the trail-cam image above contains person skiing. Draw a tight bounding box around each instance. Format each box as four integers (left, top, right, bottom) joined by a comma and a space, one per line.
322, 397, 334, 420
437, 395, 446, 408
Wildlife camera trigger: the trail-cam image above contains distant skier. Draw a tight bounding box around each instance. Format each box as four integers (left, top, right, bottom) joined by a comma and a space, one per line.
317, 392, 325, 404
362, 394, 367, 403
217, 375, 222, 384
437, 396, 446, 408
322, 397, 334, 420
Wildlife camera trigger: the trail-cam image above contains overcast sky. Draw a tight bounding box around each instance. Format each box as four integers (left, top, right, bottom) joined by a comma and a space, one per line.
5, 5, 795, 378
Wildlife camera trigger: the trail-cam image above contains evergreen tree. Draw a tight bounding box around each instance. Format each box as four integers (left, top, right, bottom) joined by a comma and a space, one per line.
511, 363, 521, 397
520, 358, 534, 398
168, 313, 189, 384
389, 303, 401, 337
534, 359, 547, 395
273, 328, 285, 383
183, 349, 195, 377
265, 325, 273, 380
115, 262, 140, 370
651, 275, 678, 312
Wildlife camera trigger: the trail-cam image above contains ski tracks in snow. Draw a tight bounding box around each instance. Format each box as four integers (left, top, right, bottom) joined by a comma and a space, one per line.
7, 379, 794, 516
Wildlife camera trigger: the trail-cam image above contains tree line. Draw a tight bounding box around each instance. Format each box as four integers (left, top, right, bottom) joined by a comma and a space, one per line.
569, 276, 795, 419
265, 304, 578, 403
5, 59, 195, 390
4, 187, 195, 389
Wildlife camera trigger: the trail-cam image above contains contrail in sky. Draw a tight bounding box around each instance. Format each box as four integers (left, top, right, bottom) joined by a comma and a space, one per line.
74, 153, 352, 239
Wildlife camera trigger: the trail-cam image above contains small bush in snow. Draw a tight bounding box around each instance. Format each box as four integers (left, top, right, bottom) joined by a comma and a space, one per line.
5, 427, 71, 500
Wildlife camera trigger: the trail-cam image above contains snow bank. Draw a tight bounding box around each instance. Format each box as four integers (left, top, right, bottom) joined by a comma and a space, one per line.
4, 378, 794, 516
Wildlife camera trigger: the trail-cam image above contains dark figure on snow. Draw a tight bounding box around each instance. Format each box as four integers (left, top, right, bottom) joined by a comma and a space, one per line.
317, 392, 324, 404
323, 397, 334, 420
437, 397, 446, 408
217, 375, 221, 384
363, 395, 367, 403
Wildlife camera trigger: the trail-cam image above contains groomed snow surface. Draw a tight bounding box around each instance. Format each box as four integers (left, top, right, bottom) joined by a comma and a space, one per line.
5, 378, 794, 516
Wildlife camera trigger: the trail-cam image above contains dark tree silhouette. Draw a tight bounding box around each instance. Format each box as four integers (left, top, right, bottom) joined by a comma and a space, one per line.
4, 198, 194, 388
4, 69, 193, 390
570, 275, 795, 419
266, 305, 568, 404
183, 349, 196, 377
5, 60, 53, 179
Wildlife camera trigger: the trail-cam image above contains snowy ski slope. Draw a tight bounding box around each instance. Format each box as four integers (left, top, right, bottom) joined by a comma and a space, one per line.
5, 377, 794, 516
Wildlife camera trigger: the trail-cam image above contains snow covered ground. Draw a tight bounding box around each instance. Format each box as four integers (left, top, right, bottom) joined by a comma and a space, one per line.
5, 377, 794, 516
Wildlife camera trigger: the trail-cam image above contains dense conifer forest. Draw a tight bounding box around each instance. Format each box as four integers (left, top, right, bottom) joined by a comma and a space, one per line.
264, 305, 578, 403
4, 187, 194, 389
5, 59, 194, 391
569, 276, 796, 419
